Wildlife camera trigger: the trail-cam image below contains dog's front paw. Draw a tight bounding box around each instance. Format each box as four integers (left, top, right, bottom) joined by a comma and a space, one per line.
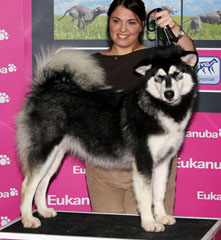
38, 208, 57, 218
142, 221, 165, 232
22, 216, 41, 228
156, 215, 176, 225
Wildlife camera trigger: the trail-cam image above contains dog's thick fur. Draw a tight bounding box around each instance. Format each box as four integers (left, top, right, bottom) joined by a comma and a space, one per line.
16, 46, 198, 232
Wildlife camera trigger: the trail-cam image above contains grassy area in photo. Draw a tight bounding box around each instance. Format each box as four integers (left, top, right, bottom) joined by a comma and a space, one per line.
54, 15, 221, 41
54, 15, 108, 40
182, 16, 221, 40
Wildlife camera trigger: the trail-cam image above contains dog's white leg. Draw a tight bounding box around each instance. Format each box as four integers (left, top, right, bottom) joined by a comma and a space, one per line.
132, 164, 165, 232
34, 146, 65, 219
21, 172, 46, 228
20, 145, 63, 228
20, 175, 41, 228
152, 159, 176, 225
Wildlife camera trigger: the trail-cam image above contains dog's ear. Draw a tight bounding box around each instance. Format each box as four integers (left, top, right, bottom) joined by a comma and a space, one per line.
180, 51, 198, 68
135, 64, 152, 76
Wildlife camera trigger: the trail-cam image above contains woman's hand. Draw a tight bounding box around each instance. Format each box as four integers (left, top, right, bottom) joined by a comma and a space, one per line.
151, 10, 176, 30
151, 9, 196, 51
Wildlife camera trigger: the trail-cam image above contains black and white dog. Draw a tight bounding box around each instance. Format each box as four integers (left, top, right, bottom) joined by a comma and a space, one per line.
16, 45, 198, 232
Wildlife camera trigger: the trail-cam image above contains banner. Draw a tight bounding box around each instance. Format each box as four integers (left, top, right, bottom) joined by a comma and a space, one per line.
0, 0, 32, 226
174, 112, 221, 218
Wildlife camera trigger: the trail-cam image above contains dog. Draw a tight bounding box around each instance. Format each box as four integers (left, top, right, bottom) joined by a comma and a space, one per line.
58, 5, 107, 30
16, 45, 198, 232
184, 10, 221, 34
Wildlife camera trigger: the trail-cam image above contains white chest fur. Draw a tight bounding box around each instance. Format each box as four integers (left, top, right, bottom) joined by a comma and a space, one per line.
148, 110, 191, 165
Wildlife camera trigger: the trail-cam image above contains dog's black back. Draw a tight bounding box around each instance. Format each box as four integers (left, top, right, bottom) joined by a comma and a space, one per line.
17, 45, 198, 171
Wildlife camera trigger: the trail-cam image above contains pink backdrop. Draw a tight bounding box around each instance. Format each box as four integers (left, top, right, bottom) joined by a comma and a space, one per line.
0, 0, 221, 232
174, 112, 221, 218
0, 0, 32, 227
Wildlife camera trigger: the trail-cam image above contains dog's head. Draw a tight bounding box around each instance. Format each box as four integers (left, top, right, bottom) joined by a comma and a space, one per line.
135, 46, 198, 106
95, 6, 108, 15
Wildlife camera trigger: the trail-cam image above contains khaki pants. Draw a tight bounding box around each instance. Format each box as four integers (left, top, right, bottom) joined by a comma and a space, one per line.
85, 158, 177, 215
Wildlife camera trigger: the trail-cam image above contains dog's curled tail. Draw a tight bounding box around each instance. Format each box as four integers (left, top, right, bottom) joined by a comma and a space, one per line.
33, 47, 106, 91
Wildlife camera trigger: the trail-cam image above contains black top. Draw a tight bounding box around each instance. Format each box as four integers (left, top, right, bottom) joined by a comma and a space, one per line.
92, 48, 150, 90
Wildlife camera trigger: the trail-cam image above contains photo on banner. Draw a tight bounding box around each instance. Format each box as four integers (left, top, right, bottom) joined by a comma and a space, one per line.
53, 0, 182, 42
54, 0, 110, 40
53, 0, 221, 48
182, 0, 221, 40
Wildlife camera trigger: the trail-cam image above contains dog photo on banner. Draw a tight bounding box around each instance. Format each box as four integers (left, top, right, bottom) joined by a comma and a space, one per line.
54, 0, 221, 41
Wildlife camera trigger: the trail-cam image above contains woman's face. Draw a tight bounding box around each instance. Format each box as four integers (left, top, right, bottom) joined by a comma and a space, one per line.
109, 5, 143, 52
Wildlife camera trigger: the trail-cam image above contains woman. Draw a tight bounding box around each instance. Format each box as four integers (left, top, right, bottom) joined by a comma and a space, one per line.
86, 0, 195, 215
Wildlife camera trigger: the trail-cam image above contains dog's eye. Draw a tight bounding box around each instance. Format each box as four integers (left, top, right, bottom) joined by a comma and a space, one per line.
155, 75, 164, 83
171, 71, 183, 80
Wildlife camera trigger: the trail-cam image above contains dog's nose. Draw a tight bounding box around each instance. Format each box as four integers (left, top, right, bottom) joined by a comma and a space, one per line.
164, 90, 174, 100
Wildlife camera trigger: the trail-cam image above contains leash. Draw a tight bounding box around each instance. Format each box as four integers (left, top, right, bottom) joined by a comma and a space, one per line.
146, 8, 180, 46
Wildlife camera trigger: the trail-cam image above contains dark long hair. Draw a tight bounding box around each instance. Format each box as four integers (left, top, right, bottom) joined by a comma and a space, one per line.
107, 0, 146, 42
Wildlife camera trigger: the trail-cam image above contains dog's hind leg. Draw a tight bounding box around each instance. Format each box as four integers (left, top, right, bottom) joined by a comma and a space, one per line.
132, 163, 165, 232
21, 177, 39, 228
20, 145, 64, 228
34, 146, 65, 219
21, 170, 49, 228
152, 159, 176, 226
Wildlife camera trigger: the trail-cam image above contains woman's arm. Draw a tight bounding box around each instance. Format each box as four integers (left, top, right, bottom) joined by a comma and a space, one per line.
152, 10, 196, 51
